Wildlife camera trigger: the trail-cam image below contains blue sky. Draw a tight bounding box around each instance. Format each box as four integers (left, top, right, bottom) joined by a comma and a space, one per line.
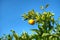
0, 0, 60, 36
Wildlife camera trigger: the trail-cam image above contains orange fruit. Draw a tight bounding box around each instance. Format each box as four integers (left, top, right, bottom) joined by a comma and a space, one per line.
28, 19, 35, 25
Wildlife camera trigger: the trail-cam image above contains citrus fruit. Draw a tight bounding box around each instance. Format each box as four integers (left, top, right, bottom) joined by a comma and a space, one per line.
28, 19, 35, 25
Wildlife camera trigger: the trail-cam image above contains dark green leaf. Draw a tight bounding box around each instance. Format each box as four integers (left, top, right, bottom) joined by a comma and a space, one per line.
45, 4, 49, 8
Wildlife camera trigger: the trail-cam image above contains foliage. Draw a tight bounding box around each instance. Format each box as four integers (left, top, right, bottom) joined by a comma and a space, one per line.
0, 4, 60, 40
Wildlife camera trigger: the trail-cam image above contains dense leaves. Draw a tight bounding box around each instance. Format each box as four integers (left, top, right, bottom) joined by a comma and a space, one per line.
0, 5, 60, 40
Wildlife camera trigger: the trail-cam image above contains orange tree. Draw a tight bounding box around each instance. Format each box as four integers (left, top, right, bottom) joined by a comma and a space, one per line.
22, 4, 60, 40
0, 4, 60, 40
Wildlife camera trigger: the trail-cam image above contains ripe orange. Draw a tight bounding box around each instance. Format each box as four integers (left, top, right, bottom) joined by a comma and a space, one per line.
28, 19, 35, 25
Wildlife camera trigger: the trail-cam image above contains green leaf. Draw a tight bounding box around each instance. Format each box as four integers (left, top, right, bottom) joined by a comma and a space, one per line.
42, 33, 50, 37
31, 29, 40, 35
49, 36, 53, 39
0, 38, 1, 40
38, 24, 41, 30
11, 30, 19, 40
20, 32, 30, 40
45, 4, 49, 8
58, 16, 60, 20
40, 6, 44, 10
38, 24, 44, 31
30, 34, 38, 39
7, 34, 12, 40
22, 13, 29, 20
49, 28, 53, 33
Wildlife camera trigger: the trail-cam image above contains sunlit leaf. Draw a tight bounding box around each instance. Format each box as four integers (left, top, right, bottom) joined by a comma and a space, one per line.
42, 33, 49, 37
